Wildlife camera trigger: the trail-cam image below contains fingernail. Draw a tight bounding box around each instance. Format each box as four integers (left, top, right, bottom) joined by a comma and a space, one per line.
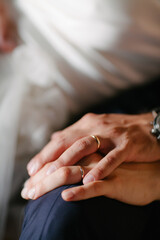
21, 188, 28, 199
83, 174, 95, 184
62, 191, 75, 201
27, 159, 35, 170
29, 163, 39, 175
28, 188, 36, 199
46, 165, 57, 176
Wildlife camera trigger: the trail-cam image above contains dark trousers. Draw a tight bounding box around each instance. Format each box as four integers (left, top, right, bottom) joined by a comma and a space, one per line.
20, 78, 160, 240
20, 184, 160, 240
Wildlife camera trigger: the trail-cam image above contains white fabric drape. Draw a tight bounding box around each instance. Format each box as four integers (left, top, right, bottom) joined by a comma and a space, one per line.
0, 71, 26, 238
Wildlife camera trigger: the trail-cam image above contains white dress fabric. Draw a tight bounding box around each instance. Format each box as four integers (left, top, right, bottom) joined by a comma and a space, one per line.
0, 0, 160, 237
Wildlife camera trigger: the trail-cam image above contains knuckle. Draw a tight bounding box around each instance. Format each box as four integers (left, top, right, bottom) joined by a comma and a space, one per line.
56, 157, 66, 167
57, 137, 66, 147
94, 114, 109, 127
51, 131, 62, 140
51, 132, 65, 146
76, 186, 85, 197
120, 118, 128, 125
112, 126, 126, 136
95, 167, 104, 179
76, 139, 89, 152
99, 113, 109, 121
106, 155, 117, 167
82, 113, 96, 121
59, 167, 71, 182
56, 135, 65, 146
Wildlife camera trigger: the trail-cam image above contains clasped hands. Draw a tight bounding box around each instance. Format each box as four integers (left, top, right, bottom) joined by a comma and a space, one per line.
21, 113, 160, 206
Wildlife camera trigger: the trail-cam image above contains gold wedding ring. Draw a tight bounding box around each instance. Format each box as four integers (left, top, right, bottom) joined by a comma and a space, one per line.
79, 166, 85, 179
91, 135, 101, 150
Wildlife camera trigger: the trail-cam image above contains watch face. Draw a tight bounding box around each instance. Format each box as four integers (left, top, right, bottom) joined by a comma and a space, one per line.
155, 114, 160, 132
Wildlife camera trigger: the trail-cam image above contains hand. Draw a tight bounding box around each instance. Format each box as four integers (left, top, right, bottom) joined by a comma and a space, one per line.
21, 153, 101, 200
22, 153, 160, 206
62, 161, 160, 206
0, 2, 18, 53
27, 112, 160, 184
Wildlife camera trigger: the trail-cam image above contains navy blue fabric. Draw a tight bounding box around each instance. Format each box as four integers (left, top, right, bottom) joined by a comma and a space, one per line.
20, 184, 160, 240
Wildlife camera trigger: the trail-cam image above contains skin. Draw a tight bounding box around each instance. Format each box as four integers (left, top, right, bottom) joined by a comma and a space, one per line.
62, 161, 160, 205
0, 1, 17, 53
26, 112, 160, 187
21, 153, 160, 206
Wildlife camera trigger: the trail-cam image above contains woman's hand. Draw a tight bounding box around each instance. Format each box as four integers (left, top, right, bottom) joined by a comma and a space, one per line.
0, 2, 17, 53
21, 153, 101, 200
62, 161, 160, 206
27, 112, 160, 184
22, 153, 160, 206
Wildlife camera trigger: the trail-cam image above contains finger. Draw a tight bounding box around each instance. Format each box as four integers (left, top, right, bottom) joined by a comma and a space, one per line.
77, 152, 103, 167
25, 152, 102, 192
27, 138, 71, 176
61, 180, 113, 201
83, 147, 125, 184
24, 163, 52, 189
46, 136, 104, 176
21, 166, 88, 200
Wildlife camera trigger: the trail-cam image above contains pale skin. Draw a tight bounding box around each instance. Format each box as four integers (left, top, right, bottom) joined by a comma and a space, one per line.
21, 112, 160, 205
0, 0, 17, 52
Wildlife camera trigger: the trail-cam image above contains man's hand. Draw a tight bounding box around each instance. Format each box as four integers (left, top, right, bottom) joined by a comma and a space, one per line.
27, 112, 160, 185
0, 2, 17, 53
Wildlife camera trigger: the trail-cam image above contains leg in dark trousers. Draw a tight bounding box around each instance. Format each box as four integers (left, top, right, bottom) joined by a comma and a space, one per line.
19, 183, 160, 240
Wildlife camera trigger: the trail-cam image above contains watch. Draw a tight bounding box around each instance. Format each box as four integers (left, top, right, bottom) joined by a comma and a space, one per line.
151, 108, 160, 140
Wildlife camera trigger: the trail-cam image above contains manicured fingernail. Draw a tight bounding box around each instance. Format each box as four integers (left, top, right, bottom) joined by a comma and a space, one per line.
46, 165, 57, 176
28, 188, 35, 199
62, 191, 75, 201
83, 174, 95, 184
21, 188, 28, 199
